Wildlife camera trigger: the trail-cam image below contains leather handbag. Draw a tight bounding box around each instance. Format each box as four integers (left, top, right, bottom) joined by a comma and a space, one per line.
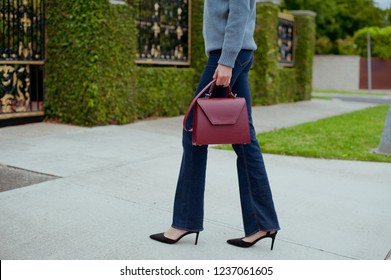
183, 80, 251, 146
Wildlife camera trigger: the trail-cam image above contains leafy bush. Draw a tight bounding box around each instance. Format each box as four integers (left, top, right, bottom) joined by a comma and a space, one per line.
336, 36, 357, 55
316, 36, 335, 54
354, 26, 391, 59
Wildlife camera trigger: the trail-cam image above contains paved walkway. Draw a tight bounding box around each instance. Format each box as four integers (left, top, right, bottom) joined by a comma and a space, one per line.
0, 98, 390, 260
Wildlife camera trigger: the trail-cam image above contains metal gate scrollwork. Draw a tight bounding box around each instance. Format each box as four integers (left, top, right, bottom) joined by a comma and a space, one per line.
0, 0, 45, 119
137, 0, 190, 65
278, 13, 294, 67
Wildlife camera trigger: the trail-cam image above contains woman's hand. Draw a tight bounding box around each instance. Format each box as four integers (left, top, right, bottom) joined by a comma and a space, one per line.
213, 64, 232, 87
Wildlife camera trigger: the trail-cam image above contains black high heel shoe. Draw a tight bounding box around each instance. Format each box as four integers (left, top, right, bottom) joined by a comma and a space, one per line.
150, 231, 200, 245
227, 231, 277, 249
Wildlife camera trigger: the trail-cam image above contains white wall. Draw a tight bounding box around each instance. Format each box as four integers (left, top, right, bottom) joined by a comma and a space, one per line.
312, 55, 360, 91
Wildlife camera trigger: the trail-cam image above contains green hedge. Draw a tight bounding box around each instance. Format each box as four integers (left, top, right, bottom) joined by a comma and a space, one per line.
251, 5, 315, 104
45, 1, 316, 126
190, 0, 208, 81
354, 26, 391, 59
45, 0, 137, 126
252, 4, 280, 105
134, 67, 196, 119
45, 0, 203, 126
132, 0, 204, 120
278, 68, 297, 102
292, 13, 316, 101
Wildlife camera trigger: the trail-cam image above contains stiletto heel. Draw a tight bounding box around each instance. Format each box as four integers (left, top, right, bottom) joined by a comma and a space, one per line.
150, 231, 200, 245
195, 232, 200, 245
227, 231, 277, 249
270, 232, 276, 250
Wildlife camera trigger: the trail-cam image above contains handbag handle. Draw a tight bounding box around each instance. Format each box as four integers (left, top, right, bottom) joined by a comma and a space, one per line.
207, 82, 235, 98
183, 80, 235, 132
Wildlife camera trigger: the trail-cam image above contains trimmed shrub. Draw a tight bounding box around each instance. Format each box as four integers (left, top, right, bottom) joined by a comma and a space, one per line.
45, 0, 137, 126
190, 0, 208, 81
252, 4, 280, 105
293, 13, 316, 101
252, 5, 316, 104
45, 1, 317, 126
134, 67, 196, 119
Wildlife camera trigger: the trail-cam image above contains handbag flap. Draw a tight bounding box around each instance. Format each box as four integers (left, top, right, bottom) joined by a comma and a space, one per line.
197, 98, 247, 125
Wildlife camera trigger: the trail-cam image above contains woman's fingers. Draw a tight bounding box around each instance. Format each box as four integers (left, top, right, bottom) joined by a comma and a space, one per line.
214, 64, 232, 87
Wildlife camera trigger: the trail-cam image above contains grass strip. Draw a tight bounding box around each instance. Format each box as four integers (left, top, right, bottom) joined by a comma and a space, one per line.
218, 105, 391, 163
313, 89, 390, 96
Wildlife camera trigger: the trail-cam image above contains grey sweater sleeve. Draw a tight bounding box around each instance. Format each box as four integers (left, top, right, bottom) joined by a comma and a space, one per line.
218, 1, 252, 68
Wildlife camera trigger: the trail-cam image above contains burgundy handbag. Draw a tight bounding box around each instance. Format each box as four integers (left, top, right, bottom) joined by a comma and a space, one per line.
183, 80, 251, 146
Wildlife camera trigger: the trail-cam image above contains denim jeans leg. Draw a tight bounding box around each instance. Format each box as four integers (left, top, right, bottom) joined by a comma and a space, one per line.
232, 128, 280, 236
171, 54, 219, 232
171, 129, 208, 232
172, 49, 280, 235
231, 63, 280, 236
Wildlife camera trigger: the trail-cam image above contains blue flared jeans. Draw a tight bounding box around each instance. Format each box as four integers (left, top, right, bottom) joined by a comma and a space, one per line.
172, 50, 280, 236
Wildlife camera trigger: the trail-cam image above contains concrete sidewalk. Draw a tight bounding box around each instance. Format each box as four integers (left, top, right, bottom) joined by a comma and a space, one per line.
0, 99, 390, 260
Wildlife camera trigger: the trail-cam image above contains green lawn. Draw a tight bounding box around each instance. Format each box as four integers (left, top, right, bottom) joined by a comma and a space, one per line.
218, 105, 391, 163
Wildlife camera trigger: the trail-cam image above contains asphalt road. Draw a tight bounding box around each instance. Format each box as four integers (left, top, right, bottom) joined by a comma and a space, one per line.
313, 92, 391, 104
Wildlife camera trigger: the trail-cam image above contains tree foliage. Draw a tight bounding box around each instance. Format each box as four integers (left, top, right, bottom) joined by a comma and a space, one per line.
354, 26, 391, 58
282, 0, 390, 54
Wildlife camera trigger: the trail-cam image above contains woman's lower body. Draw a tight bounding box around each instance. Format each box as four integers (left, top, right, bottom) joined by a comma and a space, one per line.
151, 50, 280, 247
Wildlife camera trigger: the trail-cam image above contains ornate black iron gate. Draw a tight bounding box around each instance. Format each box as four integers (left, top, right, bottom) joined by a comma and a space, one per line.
136, 0, 190, 65
0, 0, 45, 121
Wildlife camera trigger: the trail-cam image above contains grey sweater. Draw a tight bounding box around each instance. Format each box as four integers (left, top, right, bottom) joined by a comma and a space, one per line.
203, 0, 257, 68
